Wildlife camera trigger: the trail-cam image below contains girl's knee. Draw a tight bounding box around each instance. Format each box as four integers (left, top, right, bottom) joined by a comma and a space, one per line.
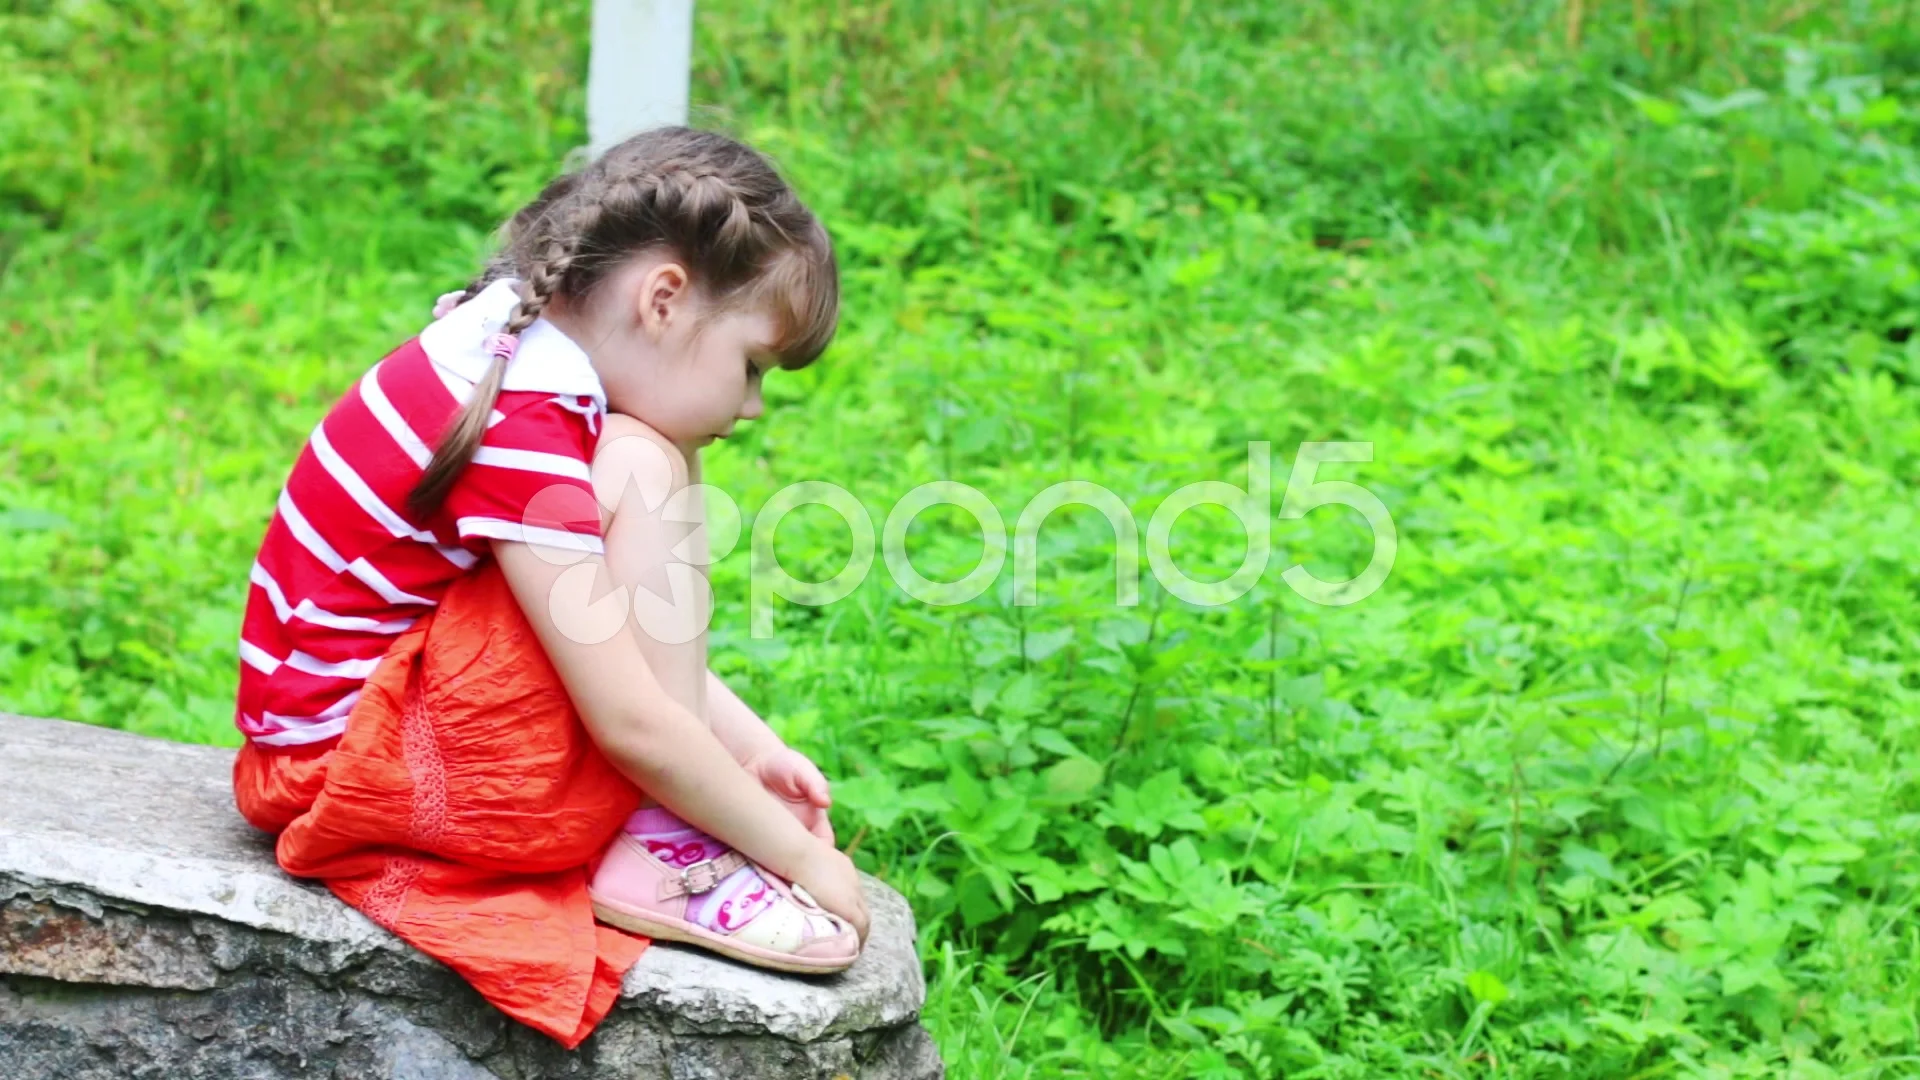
592, 414, 692, 528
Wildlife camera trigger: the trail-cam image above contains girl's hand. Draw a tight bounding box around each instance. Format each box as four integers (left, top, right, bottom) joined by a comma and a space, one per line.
745, 747, 835, 846
793, 844, 871, 947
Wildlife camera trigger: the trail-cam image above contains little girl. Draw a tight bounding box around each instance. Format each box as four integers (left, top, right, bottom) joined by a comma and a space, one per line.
230, 127, 867, 1048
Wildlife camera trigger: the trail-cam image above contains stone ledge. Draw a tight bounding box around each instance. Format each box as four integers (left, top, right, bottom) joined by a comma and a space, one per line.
0, 714, 941, 1079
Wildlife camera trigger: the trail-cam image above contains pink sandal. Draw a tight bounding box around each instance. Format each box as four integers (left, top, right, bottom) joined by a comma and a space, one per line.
588, 831, 861, 975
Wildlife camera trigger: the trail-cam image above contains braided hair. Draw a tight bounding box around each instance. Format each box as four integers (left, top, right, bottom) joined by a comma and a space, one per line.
407, 126, 838, 519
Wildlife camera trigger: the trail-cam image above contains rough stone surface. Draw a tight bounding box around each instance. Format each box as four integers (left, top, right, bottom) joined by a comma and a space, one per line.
0, 714, 941, 1079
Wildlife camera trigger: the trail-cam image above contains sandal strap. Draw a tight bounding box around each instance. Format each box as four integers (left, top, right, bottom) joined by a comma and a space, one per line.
657, 850, 751, 900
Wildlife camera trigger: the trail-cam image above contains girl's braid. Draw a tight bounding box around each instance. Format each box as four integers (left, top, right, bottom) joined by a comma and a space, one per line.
407, 126, 839, 523
406, 207, 592, 519
640, 166, 764, 293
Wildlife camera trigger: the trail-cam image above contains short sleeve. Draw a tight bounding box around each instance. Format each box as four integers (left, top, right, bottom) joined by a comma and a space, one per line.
441, 396, 605, 555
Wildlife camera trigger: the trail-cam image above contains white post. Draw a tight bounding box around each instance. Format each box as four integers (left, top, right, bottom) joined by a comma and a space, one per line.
588, 0, 694, 157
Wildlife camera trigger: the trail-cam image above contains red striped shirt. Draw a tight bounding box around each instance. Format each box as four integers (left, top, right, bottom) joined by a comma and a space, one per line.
237, 285, 606, 747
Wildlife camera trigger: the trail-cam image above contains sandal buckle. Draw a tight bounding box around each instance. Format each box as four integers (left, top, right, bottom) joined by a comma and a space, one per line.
679, 859, 723, 894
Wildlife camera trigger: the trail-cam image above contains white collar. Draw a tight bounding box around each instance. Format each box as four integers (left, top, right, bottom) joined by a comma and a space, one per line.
418, 278, 607, 413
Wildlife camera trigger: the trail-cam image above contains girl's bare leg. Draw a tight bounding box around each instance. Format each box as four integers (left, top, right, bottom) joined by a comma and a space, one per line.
578, 416, 864, 956
593, 417, 712, 804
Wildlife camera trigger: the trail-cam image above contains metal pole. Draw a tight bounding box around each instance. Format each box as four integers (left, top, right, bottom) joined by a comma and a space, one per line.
588, 0, 693, 157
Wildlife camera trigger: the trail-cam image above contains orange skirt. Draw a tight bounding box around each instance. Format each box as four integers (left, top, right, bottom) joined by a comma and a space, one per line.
233, 561, 649, 1048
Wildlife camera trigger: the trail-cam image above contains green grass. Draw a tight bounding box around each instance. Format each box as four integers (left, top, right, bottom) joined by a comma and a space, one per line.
5, 1, 1920, 1075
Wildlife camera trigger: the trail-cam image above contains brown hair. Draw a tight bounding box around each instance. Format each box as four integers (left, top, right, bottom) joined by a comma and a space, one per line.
406, 126, 839, 519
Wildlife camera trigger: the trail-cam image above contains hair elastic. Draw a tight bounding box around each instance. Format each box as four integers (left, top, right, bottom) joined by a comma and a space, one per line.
485, 333, 520, 364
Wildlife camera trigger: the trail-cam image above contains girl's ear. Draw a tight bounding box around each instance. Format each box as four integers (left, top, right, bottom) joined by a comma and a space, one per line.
637, 261, 692, 339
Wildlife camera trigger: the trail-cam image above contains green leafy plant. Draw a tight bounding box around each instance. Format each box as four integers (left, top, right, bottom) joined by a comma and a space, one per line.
5, 1, 1919, 1075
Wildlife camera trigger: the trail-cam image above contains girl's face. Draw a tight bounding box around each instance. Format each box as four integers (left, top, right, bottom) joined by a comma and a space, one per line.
553, 255, 781, 450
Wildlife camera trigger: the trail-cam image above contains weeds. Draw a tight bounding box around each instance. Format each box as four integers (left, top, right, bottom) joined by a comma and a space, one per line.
4, 0, 1919, 1075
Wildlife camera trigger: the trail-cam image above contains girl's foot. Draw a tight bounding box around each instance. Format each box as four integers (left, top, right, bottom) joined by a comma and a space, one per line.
588, 806, 860, 974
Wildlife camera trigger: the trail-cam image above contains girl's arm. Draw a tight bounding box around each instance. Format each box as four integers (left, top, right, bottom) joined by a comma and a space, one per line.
490, 540, 808, 863
490, 539, 869, 941
707, 670, 835, 844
